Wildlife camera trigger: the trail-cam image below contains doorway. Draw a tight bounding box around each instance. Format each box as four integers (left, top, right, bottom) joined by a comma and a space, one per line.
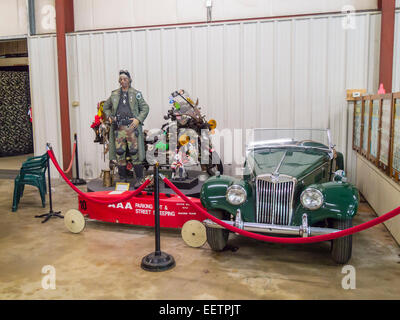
0, 39, 33, 171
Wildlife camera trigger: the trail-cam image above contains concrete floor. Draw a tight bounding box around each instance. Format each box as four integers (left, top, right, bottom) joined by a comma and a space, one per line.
1, 177, 400, 300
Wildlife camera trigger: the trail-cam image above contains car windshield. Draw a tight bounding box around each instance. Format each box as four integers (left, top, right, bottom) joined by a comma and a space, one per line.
246, 128, 333, 153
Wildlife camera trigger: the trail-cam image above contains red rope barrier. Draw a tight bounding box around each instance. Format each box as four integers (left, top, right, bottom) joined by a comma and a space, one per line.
63, 142, 76, 174
47, 149, 151, 205
163, 177, 400, 244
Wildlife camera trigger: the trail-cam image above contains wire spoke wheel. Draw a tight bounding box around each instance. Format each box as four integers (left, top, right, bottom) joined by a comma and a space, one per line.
206, 210, 229, 251
331, 219, 352, 264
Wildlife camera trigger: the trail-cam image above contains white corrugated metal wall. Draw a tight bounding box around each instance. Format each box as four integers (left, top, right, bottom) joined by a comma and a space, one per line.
72, 0, 378, 32
28, 35, 63, 177
64, 11, 381, 180
27, 11, 381, 180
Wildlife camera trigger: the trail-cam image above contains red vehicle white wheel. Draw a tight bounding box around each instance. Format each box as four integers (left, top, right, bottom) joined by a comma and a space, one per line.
181, 220, 207, 248
64, 209, 86, 234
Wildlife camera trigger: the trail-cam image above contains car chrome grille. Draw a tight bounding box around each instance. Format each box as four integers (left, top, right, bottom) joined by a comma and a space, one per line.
256, 174, 296, 225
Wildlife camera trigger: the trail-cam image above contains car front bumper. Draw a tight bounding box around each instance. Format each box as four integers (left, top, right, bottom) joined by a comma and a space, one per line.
203, 211, 340, 237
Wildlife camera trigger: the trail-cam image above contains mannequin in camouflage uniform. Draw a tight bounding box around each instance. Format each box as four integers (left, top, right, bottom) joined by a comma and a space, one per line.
103, 70, 149, 187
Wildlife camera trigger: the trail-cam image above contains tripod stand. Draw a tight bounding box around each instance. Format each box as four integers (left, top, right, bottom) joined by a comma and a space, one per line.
35, 148, 63, 223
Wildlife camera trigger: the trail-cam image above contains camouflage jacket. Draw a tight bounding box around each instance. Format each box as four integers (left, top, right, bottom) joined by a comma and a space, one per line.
103, 87, 149, 163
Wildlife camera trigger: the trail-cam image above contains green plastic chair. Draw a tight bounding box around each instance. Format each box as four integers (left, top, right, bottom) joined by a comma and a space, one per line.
12, 153, 48, 212
21, 154, 48, 194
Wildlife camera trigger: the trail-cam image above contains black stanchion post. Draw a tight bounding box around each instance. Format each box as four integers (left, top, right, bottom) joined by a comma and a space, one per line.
154, 162, 161, 255
35, 144, 63, 223
141, 162, 175, 272
71, 133, 86, 185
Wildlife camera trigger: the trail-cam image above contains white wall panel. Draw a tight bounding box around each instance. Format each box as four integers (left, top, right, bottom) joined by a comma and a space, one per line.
28, 36, 62, 177
242, 22, 258, 129
258, 21, 275, 129
192, 26, 208, 108
66, 32, 79, 178
176, 28, 193, 93
357, 155, 400, 244
103, 32, 120, 94
34, 0, 56, 34
77, 34, 102, 177
0, 0, 27, 37
275, 20, 293, 129
310, 18, 329, 130
131, 31, 148, 100
66, 12, 381, 179
146, 29, 163, 116
327, 16, 348, 180
206, 25, 225, 127
161, 28, 178, 116
223, 23, 241, 130
268, 0, 376, 17
293, 19, 310, 129
344, 13, 379, 184
73, 0, 378, 32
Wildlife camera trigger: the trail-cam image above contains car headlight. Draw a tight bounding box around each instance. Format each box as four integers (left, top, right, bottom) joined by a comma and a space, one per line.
300, 188, 324, 210
226, 185, 247, 205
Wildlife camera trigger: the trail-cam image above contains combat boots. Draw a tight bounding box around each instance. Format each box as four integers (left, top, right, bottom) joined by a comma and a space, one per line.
133, 164, 144, 189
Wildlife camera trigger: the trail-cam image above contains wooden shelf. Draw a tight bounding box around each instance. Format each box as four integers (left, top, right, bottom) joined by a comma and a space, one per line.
0, 57, 29, 67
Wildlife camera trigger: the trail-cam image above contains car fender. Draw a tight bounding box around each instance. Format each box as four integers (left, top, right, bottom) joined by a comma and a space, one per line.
335, 151, 345, 170
292, 181, 359, 225
200, 175, 255, 221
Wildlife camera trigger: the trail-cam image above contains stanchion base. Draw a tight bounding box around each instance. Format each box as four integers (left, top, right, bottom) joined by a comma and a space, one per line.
35, 211, 63, 224
141, 251, 175, 272
71, 178, 87, 185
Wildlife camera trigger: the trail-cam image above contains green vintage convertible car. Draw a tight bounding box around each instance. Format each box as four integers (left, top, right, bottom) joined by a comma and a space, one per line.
200, 129, 359, 264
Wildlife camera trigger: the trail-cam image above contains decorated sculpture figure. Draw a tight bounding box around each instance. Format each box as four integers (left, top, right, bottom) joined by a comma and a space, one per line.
145, 89, 224, 176
92, 87, 223, 187
102, 70, 150, 187
91, 101, 112, 163
171, 149, 188, 181
180, 138, 198, 166
91, 101, 106, 143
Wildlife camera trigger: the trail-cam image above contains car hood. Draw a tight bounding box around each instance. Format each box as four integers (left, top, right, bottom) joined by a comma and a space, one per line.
249, 149, 329, 180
